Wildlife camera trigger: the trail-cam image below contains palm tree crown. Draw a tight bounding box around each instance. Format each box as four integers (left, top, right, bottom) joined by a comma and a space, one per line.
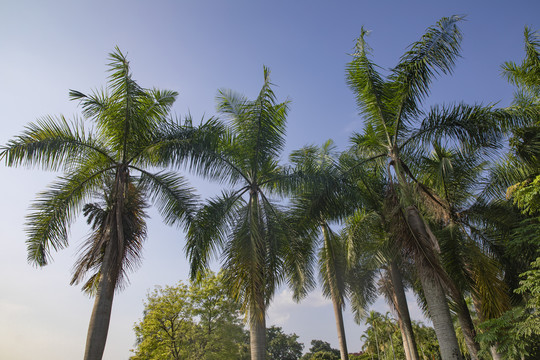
186, 68, 310, 360
1, 48, 201, 360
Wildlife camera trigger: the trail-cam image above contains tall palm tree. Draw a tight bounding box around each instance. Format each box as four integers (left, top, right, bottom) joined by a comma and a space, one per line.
344, 16, 518, 359
415, 144, 512, 360
341, 150, 420, 360
344, 202, 421, 360
1, 48, 204, 360
185, 68, 310, 360
287, 140, 359, 360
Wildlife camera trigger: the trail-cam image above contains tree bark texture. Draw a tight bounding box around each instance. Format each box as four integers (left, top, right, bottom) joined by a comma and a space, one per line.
84, 170, 126, 360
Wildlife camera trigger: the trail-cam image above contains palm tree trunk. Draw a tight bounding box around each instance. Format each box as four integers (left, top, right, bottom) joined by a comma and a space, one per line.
416, 261, 462, 360
374, 326, 381, 360
391, 160, 461, 359
249, 301, 266, 360
403, 205, 462, 360
322, 224, 349, 360
455, 295, 480, 360
389, 260, 420, 360
84, 170, 126, 360
83, 237, 116, 360
331, 292, 349, 360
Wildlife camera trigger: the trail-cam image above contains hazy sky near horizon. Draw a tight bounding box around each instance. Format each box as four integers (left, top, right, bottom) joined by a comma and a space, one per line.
1, 1, 538, 359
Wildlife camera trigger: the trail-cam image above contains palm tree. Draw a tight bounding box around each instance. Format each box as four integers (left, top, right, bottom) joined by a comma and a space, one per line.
1, 48, 204, 360
341, 151, 420, 360
185, 68, 310, 360
415, 144, 513, 360
344, 16, 510, 359
287, 141, 353, 360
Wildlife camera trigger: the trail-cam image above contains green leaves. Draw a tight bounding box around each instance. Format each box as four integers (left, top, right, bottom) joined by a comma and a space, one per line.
131, 272, 247, 360
186, 68, 297, 328
2, 48, 201, 288
392, 15, 464, 120
1, 115, 111, 171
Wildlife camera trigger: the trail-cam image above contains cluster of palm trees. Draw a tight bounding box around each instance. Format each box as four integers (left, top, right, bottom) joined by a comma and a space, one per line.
1, 16, 538, 360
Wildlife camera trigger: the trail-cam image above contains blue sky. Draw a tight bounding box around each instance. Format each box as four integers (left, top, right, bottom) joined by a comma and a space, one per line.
1, 1, 538, 359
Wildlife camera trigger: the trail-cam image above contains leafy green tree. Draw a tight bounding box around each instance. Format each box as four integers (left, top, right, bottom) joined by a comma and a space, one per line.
510, 175, 540, 215
131, 282, 197, 360
413, 322, 441, 360
131, 272, 247, 360
476, 256, 540, 360
266, 325, 304, 360
186, 68, 309, 360
1, 48, 201, 360
302, 340, 341, 360
190, 272, 247, 359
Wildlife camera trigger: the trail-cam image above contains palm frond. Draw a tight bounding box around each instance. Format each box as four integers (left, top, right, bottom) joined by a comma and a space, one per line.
72, 180, 148, 294
186, 189, 246, 279
135, 169, 198, 228
404, 104, 511, 155
217, 68, 289, 175
391, 15, 464, 123
1, 115, 112, 171
502, 26, 540, 93
25, 165, 110, 266
347, 27, 395, 145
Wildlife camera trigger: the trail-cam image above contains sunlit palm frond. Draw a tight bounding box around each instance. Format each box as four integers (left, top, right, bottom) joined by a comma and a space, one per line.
136, 170, 198, 228
1, 115, 112, 171
502, 26, 540, 94
465, 241, 510, 320
217, 69, 289, 174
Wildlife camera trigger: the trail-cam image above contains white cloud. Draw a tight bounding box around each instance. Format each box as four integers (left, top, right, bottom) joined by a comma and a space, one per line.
267, 289, 332, 326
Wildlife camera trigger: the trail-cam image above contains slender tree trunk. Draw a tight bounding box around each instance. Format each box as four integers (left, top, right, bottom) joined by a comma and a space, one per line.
455, 295, 480, 360
331, 292, 349, 360
388, 331, 396, 360
249, 297, 266, 360
490, 347, 503, 360
83, 237, 116, 360
322, 224, 349, 360
389, 260, 420, 360
84, 170, 126, 360
374, 327, 381, 360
